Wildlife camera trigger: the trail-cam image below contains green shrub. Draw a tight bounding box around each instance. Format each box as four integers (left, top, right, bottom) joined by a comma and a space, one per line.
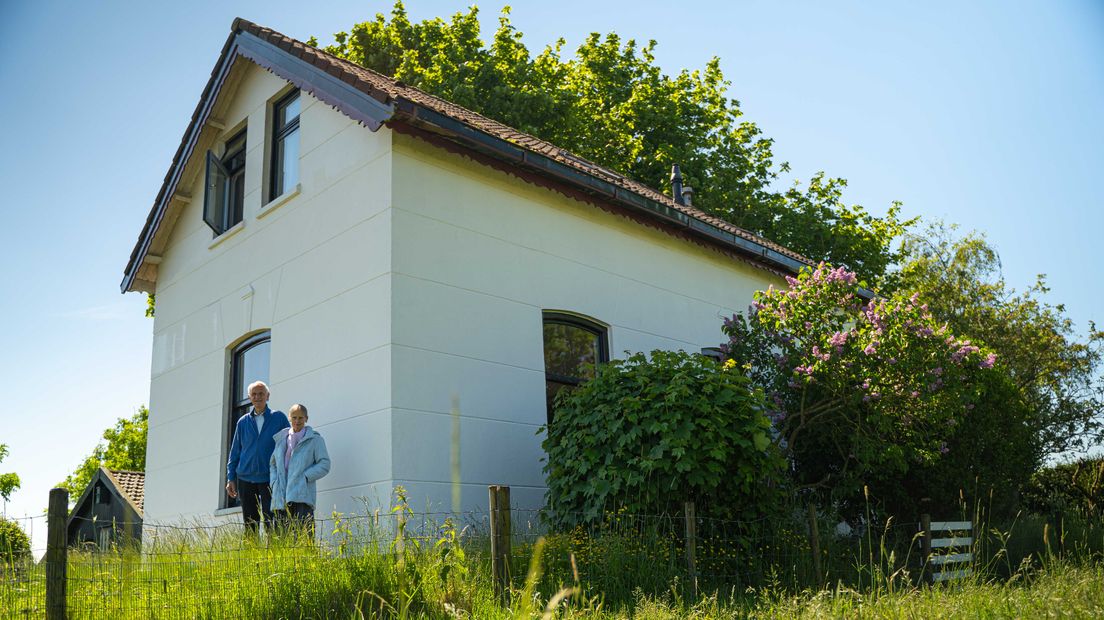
542, 350, 785, 526
1022, 456, 1104, 519
0, 516, 30, 566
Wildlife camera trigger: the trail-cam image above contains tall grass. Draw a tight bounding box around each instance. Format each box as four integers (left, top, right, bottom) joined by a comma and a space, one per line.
2, 499, 1102, 619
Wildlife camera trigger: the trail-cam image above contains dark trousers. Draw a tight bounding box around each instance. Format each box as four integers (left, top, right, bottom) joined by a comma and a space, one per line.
237, 479, 273, 537
276, 502, 315, 540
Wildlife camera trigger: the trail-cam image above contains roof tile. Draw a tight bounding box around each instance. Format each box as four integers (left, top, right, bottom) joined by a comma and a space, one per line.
125, 19, 811, 291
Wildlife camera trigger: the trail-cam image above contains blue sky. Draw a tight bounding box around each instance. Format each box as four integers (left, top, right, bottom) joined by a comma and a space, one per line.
1, 1, 1101, 549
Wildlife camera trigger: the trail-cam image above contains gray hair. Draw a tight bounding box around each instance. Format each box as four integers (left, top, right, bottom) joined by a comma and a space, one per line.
247, 380, 270, 394
289, 403, 308, 418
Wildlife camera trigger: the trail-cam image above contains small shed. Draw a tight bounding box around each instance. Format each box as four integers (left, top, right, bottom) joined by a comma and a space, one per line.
66, 467, 145, 550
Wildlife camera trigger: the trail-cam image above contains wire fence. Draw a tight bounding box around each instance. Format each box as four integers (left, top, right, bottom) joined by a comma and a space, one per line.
3, 498, 1101, 619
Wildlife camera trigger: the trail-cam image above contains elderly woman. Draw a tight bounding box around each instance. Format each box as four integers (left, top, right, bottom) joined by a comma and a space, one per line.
269, 403, 331, 538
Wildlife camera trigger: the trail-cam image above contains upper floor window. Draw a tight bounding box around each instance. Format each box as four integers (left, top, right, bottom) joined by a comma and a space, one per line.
222, 332, 270, 508
542, 312, 608, 426
203, 129, 247, 235
270, 91, 300, 199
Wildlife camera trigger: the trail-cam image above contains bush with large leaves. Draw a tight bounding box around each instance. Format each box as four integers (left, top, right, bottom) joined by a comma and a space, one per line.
542, 350, 784, 527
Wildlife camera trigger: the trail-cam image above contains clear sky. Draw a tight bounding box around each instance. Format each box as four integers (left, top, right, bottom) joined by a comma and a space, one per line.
1, 1, 1101, 551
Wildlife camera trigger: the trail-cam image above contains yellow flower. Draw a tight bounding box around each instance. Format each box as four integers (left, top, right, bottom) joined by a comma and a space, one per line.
723, 358, 737, 370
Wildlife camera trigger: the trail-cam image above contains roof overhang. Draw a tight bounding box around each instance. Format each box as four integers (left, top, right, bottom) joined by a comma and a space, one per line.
123, 19, 819, 294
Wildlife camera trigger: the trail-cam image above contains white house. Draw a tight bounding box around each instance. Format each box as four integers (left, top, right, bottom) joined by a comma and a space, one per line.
122, 19, 811, 525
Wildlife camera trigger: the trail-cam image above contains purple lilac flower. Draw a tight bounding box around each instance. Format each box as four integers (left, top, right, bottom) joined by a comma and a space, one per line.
829, 331, 849, 352
939, 442, 950, 455
863, 344, 877, 356
979, 353, 997, 369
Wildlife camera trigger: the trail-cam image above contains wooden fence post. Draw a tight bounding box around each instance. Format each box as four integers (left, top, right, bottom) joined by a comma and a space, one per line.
488, 485, 512, 605
807, 503, 823, 589
683, 500, 698, 600
920, 513, 932, 585
46, 487, 68, 620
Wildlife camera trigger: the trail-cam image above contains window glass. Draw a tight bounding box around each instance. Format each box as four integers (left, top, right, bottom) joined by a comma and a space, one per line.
542, 314, 608, 426
277, 126, 299, 195
234, 339, 270, 404
271, 92, 301, 199
278, 95, 300, 128
543, 323, 599, 380
224, 333, 270, 508
202, 128, 247, 236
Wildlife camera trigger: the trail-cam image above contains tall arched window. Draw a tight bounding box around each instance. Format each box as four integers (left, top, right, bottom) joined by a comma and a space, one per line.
222, 331, 270, 508
542, 312, 608, 426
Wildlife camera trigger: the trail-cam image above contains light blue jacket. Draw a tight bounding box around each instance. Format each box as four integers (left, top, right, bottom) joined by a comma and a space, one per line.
269, 426, 331, 509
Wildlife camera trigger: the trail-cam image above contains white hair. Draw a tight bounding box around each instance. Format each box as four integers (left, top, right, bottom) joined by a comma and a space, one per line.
247, 380, 270, 394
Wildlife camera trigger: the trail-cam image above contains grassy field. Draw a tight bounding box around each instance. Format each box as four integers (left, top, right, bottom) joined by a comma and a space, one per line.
2, 509, 1102, 619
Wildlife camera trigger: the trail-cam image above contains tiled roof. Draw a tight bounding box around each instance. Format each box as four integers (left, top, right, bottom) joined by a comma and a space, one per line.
122, 18, 812, 292
107, 469, 145, 513
230, 18, 810, 267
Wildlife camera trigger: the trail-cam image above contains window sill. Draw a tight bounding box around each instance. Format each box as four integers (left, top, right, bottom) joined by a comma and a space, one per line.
208, 221, 244, 250
258, 183, 301, 220
214, 507, 242, 517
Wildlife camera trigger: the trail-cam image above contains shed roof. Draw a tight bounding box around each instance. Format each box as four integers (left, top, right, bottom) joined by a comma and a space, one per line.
105, 469, 145, 513
122, 18, 813, 293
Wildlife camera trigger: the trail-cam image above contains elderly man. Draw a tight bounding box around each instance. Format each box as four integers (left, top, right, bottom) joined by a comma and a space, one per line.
225, 380, 289, 538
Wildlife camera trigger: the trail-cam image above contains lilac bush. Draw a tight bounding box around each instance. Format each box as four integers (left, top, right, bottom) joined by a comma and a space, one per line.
723, 263, 997, 503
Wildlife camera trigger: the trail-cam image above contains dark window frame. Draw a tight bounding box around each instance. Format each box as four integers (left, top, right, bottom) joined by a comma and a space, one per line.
542, 311, 609, 426
203, 128, 247, 236
221, 331, 271, 509
269, 90, 301, 201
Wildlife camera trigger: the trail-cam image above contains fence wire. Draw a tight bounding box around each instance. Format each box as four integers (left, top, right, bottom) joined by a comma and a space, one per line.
4, 504, 1076, 619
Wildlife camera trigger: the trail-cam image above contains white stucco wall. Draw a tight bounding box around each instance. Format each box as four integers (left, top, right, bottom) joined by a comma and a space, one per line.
388, 134, 782, 514
144, 62, 395, 524
142, 60, 784, 526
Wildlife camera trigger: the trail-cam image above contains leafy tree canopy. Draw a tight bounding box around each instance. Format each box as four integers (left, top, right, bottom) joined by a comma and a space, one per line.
723, 263, 997, 514
313, 2, 912, 284
0, 516, 30, 564
886, 222, 1104, 459
60, 407, 148, 504
0, 444, 20, 503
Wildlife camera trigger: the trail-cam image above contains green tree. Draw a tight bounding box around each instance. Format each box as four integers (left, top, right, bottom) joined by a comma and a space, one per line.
887, 222, 1104, 460
60, 407, 148, 501
0, 517, 30, 565
0, 445, 20, 502
722, 263, 997, 515
314, 2, 911, 284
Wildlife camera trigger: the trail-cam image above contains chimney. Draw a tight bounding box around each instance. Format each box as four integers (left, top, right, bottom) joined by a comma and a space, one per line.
671, 164, 684, 205
681, 185, 694, 206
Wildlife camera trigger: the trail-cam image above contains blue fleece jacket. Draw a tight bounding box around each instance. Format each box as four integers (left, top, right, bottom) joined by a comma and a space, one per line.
226, 407, 290, 483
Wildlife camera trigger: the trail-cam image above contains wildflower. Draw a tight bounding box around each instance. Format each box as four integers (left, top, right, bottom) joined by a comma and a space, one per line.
722, 358, 737, 370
